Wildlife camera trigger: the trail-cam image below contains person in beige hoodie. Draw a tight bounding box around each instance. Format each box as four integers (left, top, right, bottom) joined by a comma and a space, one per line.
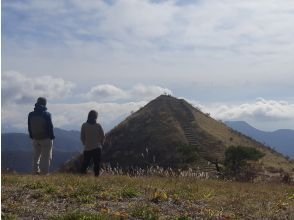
80, 110, 105, 176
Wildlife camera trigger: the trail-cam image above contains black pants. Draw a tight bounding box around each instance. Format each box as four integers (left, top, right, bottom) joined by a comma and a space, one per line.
80, 148, 101, 176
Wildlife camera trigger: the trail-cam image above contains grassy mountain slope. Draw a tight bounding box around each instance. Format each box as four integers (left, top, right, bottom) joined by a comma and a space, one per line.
62, 95, 293, 176
187, 104, 293, 173
102, 95, 188, 168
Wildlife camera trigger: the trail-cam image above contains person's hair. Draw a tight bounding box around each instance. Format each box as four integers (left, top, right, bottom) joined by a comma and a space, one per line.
36, 97, 47, 106
87, 110, 98, 122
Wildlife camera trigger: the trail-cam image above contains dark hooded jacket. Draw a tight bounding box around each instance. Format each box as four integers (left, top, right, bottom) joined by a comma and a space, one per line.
28, 104, 55, 140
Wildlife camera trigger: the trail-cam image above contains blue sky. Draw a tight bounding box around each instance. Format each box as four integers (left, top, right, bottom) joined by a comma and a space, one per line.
2, 0, 294, 132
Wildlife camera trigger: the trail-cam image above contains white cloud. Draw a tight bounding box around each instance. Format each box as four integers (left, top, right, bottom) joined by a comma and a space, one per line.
85, 84, 172, 102
209, 98, 294, 121
86, 84, 128, 101
2, 71, 75, 105
129, 84, 172, 101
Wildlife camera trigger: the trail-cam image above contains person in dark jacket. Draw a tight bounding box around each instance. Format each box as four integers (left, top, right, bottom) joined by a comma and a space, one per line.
80, 110, 104, 176
28, 97, 55, 175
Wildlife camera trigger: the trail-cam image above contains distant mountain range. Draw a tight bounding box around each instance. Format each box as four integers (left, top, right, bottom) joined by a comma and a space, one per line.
2, 128, 82, 152
2, 151, 80, 173
2, 128, 82, 173
2, 108, 293, 174
225, 121, 294, 158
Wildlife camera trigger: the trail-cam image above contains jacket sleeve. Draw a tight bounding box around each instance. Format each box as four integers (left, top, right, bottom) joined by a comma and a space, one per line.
28, 113, 33, 139
46, 113, 55, 140
80, 124, 86, 146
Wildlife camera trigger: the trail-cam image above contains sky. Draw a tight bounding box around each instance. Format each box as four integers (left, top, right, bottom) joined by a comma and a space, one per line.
2, 0, 294, 132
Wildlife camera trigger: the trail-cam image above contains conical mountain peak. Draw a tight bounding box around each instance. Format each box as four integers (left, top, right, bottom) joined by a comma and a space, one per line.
60, 95, 293, 175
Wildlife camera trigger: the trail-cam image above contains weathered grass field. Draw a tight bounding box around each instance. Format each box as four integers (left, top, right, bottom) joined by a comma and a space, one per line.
1, 174, 294, 219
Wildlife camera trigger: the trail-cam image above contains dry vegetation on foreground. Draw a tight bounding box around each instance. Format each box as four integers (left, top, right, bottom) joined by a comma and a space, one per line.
1, 174, 294, 220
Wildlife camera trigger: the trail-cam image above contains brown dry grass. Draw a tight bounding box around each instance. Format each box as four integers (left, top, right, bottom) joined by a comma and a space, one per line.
2, 173, 294, 219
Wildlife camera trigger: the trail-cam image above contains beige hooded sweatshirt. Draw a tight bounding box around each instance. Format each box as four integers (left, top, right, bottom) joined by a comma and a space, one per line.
80, 122, 104, 151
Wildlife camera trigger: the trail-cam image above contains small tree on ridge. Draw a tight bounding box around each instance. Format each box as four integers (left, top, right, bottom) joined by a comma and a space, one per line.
224, 145, 264, 181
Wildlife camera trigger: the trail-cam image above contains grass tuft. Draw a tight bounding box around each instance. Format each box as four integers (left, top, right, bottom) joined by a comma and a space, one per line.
120, 186, 140, 198
131, 205, 160, 220
50, 212, 118, 220
1, 213, 18, 220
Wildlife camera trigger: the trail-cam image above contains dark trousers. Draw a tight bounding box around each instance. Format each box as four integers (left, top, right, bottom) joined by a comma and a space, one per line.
80, 148, 101, 176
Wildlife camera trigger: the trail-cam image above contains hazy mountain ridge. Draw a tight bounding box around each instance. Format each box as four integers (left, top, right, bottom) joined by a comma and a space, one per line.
1, 128, 82, 173
2, 128, 82, 152
225, 121, 294, 158
2, 151, 79, 173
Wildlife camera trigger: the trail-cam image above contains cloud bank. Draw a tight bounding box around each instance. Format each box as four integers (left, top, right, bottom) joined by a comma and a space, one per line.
201, 98, 294, 130
2, 71, 74, 104
209, 98, 294, 121
1, 71, 168, 132
2, 70, 294, 133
